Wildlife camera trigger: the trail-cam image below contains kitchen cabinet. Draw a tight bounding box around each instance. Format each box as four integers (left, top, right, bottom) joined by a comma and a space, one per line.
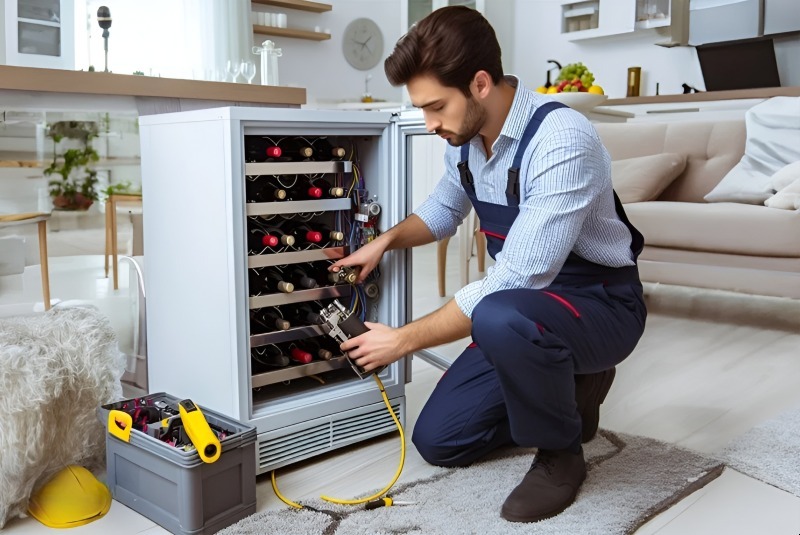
0, 0, 74, 69
560, 0, 635, 41
764, 0, 800, 36
634, 0, 671, 30
405, 0, 486, 30
688, 0, 761, 45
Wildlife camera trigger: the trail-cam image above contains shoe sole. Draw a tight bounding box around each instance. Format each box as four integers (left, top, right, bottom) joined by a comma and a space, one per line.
500, 471, 587, 523
579, 367, 616, 443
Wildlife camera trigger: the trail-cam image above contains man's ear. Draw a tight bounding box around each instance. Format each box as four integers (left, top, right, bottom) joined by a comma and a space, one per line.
472, 71, 493, 99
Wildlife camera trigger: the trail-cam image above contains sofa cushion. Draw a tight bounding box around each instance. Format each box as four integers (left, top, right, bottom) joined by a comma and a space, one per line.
704, 97, 800, 204
596, 121, 745, 203
612, 153, 687, 203
764, 178, 800, 210
624, 201, 800, 257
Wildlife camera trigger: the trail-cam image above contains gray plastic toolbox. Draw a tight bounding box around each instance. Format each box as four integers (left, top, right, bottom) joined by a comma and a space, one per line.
100, 393, 256, 535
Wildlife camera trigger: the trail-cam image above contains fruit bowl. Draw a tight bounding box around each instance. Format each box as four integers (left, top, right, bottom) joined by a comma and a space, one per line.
547, 92, 608, 112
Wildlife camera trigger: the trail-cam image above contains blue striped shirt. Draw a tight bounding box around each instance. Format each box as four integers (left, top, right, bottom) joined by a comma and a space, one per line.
414, 76, 635, 319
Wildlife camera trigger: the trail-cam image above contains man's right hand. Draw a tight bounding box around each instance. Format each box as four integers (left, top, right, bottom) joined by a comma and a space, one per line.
329, 237, 387, 283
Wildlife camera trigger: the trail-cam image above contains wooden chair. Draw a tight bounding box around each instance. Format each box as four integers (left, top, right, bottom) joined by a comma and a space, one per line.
437, 210, 486, 297
0, 212, 51, 310
105, 193, 143, 290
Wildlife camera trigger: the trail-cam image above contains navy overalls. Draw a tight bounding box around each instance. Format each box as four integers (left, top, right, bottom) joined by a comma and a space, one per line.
413, 102, 647, 467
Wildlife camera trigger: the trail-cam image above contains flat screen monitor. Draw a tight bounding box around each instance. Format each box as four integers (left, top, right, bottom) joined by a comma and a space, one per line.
696, 38, 781, 91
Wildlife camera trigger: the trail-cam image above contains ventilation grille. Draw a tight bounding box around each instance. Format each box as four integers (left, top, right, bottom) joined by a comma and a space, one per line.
257, 401, 403, 473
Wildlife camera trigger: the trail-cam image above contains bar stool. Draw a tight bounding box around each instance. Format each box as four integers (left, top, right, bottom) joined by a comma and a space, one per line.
0, 212, 52, 310
105, 193, 143, 290
436, 210, 486, 297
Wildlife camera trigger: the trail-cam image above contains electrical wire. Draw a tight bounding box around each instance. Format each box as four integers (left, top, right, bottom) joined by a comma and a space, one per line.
270, 374, 405, 509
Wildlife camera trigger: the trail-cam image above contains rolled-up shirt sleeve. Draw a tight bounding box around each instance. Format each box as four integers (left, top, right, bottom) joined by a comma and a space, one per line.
413, 146, 472, 241
454, 127, 607, 318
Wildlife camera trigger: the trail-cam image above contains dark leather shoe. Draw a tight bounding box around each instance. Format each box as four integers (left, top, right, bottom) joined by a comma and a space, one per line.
501, 448, 587, 523
575, 367, 616, 443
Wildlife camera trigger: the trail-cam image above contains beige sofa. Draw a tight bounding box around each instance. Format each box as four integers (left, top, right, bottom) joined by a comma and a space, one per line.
594, 120, 800, 299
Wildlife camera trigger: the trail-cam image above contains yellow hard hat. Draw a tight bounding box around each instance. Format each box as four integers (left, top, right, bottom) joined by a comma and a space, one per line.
28, 465, 112, 528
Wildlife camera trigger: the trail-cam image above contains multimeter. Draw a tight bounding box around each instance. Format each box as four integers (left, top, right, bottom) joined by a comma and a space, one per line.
178, 399, 221, 463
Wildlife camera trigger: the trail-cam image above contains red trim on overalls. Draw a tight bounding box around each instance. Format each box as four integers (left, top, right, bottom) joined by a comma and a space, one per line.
542, 291, 581, 318
480, 229, 507, 240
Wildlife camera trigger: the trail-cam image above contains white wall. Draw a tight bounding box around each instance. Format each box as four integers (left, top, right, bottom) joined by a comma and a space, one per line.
510, 0, 800, 98
253, 0, 404, 106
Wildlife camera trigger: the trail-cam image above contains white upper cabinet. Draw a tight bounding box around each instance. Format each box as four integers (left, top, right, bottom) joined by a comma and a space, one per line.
763, 0, 800, 35
560, 0, 636, 41
0, 0, 74, 69
689, 0, 761, 45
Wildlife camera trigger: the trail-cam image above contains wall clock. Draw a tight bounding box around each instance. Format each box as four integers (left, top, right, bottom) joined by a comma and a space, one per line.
342, 18, 384, 71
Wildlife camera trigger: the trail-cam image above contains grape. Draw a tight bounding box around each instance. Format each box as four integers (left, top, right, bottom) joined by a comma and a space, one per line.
556, 62, 594, 87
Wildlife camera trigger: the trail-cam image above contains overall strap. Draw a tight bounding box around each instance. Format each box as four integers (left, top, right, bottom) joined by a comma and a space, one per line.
506, 101, 568, 207
457, 143, 475, 196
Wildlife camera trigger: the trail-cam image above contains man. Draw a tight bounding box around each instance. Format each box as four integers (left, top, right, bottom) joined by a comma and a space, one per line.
330, 6, 646, 523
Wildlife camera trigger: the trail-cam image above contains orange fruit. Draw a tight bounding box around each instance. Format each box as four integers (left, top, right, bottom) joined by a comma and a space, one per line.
588, 85, 604, 95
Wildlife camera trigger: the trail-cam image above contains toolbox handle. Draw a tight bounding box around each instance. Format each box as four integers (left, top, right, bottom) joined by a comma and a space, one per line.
108, 410, 133, 443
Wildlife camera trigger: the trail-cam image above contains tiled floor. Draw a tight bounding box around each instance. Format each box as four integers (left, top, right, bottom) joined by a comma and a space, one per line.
2, 234, 800, 534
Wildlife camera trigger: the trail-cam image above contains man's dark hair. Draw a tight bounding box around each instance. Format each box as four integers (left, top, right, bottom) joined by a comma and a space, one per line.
384, 6, 503, 96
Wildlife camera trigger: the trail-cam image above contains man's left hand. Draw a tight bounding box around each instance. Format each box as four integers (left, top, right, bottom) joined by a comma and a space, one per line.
340, 322, 408, 372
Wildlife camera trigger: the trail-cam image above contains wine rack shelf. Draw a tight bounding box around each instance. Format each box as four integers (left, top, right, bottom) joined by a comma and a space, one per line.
249, 283, 351, 309
251, 0, 331, 14
248, 246, 346, 268
252, 354, 350, 389
250, 324, 326, 347
246, 198, 350, 217
245, 160, 351, 176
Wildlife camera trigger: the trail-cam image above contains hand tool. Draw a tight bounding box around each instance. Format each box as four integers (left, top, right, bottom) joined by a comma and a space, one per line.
364, 497, 416, 510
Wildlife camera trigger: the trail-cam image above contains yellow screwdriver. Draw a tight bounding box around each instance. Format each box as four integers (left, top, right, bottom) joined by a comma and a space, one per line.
364, 497, 416, 510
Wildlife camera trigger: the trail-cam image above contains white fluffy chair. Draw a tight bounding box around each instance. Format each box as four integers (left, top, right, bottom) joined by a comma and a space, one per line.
0, 306, 125, 528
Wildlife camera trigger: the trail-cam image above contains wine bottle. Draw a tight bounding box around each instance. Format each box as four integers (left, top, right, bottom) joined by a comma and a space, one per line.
246, 180, 287, 203
251, 307, 291, 332
297, 337, 336, 361
256, 224, 295, 247
308, 177, 345, 198
285, 302, 323, 326
247, 228, 280, 253
286, 182, 324, 201
313, 139, 347, 160
252, 345, 290, 367
285, 343, 313, 364
289, 223, 325, 245
249, 267, 294, 294
277, 138, 314, 160
288, 265, 319, 290
317, 224, 345, 243
244, 137, 282, 162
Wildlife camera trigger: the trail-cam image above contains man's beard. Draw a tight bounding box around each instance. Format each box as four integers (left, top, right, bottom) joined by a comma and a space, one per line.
437, 96, 486, 147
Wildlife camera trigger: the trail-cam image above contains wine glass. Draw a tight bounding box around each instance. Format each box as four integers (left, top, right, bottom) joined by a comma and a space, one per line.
226, 60, 241, 83
241, 60, 256, 84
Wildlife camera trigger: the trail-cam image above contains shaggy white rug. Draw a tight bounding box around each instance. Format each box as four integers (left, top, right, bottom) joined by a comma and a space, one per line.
0, 305, 125, 528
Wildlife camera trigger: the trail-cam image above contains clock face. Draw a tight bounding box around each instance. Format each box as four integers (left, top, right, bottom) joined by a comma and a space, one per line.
343, 18, 384, 71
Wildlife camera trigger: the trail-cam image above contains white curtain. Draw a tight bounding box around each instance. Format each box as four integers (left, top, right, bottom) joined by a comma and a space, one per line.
76, 0, 251, 80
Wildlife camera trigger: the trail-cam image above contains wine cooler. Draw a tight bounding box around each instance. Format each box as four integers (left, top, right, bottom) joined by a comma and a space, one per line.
139, 107, 425, 474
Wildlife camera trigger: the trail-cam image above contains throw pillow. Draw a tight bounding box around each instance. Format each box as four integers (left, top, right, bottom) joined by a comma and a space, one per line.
704, 97, 800, 204
764, 177, 800, 210
770, 161, 800, 191
611, 153, 687, 203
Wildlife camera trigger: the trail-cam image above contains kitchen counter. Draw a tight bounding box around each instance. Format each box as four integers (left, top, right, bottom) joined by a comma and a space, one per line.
604, 86, 800, 106
0, 65, 306, 114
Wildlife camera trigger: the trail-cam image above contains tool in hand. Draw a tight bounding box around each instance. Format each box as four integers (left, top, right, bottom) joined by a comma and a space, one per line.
364, 497, 416, 510
178, 399, 221, 463
318, 299, 385, 379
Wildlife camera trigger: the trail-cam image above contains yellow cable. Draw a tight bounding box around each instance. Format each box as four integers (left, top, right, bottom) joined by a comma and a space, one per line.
320, 374, 405, 505
270, 470, 303, 509
270, 374, 406, 508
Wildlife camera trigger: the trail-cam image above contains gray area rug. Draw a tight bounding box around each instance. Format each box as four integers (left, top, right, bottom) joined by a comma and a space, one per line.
219, 430, 723, 535
718, 404, 800, 498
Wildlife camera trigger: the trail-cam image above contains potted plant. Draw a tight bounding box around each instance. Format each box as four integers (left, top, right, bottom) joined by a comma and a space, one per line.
44, 121, 100, 211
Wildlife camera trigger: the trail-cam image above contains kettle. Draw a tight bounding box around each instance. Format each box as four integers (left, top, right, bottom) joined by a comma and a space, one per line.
252, 40, 282, 86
